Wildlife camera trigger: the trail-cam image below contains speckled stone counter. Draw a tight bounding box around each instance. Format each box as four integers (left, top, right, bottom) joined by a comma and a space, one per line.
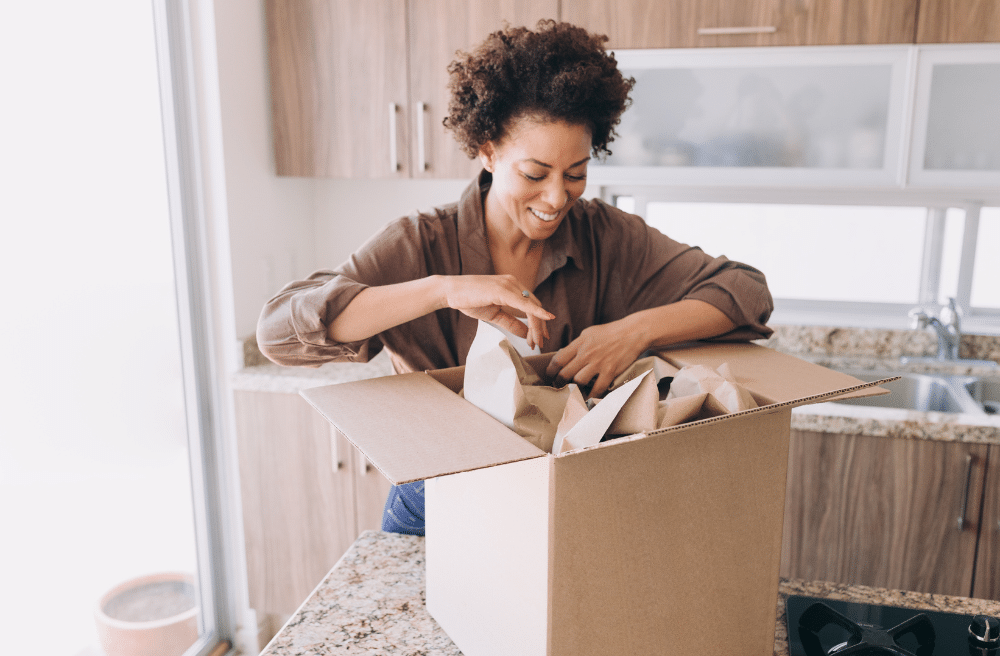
232, 350, 395, 393
261, 531, 1000, 656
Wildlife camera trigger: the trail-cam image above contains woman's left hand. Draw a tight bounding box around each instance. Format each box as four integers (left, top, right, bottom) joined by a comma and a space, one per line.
544, 318, 649, 399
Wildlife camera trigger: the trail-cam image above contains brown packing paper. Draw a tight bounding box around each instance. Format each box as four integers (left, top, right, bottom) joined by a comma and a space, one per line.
666, 363, 758, 414
606, 366, 659, 436
464, 322, 570, 452
609, 355, 680, 392
551, 371, 652, 455
656, 392, 733, 428
552, 384, 588, 451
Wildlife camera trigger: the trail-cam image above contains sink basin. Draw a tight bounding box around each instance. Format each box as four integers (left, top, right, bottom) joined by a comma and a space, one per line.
964, 378, 1000, 415
825, 368, 985, 414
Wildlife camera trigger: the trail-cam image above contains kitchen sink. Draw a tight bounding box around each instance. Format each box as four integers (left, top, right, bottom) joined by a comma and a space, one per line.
825, 368, 990, 415
964, 378, 1000, 415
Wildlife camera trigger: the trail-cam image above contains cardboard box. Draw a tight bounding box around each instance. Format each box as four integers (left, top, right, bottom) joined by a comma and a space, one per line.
301, 342, 890, 656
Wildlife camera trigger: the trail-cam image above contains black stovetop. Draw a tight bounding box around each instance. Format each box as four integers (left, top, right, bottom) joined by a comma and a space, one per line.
785, 595, 999, 656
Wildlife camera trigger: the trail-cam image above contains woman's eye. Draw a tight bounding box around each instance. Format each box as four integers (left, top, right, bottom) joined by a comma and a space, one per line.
523, 173, 545, 182
567, 173, 587, 181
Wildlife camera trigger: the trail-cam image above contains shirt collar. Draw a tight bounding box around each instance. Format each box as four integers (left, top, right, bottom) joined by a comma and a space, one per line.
456, 169, 585, 283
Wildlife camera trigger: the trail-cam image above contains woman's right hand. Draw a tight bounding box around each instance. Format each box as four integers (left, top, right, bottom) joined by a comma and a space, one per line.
442, 274, 554, 349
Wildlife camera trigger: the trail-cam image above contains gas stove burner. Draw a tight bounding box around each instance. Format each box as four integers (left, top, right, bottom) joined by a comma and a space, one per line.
798, 601, 936, 656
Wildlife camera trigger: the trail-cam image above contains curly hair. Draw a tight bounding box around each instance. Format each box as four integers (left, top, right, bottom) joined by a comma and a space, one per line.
443, 20, 634, 160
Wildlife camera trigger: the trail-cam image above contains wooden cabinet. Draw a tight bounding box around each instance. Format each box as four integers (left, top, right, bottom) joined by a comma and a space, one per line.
266, 0, 557, 179
266, 0, 409, 178
917, 0, 1000, 44
563, 0, 919, 49
974, 446, 1000, 600
408, 1, 559, 179
781, 430, 993, 598
235, 389, 392, 618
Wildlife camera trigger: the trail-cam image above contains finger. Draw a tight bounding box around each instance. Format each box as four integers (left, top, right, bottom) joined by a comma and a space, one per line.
554, 354, 589, 388
487, 310, 529, 338
510, 289, 555, 322
572, 364, 598, 389
545, 347, 570, 379
589, 371, 615, 399
526, 313, 547, 350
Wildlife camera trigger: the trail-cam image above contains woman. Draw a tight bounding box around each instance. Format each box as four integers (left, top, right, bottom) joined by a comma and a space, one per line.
257, 21, 774, 536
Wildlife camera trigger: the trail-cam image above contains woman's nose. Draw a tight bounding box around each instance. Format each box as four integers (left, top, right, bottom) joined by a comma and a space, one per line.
541, 179, 567, 209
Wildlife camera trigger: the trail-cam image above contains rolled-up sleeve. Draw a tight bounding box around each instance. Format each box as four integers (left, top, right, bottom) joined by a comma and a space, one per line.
256, 270, 377, 367
255, 209, 457, 367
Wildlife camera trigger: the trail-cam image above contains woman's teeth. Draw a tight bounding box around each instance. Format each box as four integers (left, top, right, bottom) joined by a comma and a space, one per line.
530, 208, 558, 222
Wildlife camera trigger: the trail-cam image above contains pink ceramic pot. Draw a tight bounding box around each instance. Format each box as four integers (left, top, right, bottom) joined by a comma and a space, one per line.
94, 572, 198, 656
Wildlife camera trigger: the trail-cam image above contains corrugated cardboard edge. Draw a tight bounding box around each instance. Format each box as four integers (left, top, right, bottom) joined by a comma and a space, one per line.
554, 377, 900, 458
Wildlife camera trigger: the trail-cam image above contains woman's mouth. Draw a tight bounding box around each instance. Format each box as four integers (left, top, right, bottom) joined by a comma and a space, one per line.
529, 208, 559, 222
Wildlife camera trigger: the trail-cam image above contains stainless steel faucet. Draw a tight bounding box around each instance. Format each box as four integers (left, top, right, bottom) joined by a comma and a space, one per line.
908, 297, 962, 360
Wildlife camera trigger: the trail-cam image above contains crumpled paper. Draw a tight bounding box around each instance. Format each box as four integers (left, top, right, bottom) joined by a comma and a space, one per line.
657, 363, 759, 427
462, 321, 758, 455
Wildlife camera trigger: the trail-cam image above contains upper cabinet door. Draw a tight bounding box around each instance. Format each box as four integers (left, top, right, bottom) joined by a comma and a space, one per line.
589, 45, 912, 188
907, 45, 1000, 187
407, 1, 559, 179
267, 0, 410, 178
916, 0, 1000, 44
563, 0, 919, 49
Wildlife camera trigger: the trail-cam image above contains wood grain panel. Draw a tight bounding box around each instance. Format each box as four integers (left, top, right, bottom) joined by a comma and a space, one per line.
916, 0, 1000, 44
235, 390, 357, 616
973, 446, 1000, 600
266, 0, 409, 178
781, 430, 987, 597
353, 444, 394, 534
562, 0, 704, 49
407, 0, 559, 178
564, 0, 918, 49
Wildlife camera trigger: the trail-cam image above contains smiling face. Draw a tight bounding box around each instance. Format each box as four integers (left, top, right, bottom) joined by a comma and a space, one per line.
479, 116, 592, 245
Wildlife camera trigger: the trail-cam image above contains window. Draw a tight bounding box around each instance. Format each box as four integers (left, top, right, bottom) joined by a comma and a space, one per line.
2, 2, 241, 654
642, 203, 925, 304
609, 195, 1000, 332
971, 207, 1000, 309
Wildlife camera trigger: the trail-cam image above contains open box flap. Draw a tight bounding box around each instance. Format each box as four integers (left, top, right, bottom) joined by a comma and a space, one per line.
300, 373, 546, 485
655, 342, 892, 404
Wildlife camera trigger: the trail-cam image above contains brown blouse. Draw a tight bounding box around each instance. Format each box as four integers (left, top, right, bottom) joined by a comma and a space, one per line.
257, 171, 774, 374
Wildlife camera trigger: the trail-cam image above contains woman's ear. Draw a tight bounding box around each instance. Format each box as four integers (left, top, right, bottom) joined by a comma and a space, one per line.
478, 143, 495, 173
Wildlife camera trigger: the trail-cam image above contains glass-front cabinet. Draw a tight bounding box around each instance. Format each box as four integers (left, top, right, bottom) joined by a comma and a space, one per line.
590, 44, 1000, 193
908, 45, 1000, 188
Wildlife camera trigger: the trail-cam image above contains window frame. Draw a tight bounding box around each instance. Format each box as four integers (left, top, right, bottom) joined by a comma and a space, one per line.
152, 0, 245, 653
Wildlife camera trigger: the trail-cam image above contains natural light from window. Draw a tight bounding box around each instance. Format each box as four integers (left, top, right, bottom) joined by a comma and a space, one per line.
642, 203, 926, 304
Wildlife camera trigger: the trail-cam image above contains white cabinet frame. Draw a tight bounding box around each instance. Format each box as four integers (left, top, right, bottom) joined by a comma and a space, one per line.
907, 44, 1000, 190
593, 44, 1000, 198
592, 45, 916, 188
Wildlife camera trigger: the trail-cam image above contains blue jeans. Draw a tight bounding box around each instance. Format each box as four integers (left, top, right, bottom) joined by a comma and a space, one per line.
381, 481, 425, 536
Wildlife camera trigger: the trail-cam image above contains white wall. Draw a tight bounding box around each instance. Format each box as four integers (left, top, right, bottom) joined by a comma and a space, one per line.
313, 178, 470, 266
213, 0, 315, 342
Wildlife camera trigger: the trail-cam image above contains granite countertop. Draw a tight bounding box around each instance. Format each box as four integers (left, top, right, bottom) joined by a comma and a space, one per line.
261, 531, 1000, 656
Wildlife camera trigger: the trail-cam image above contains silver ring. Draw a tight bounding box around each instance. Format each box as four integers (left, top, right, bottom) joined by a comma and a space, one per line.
522, 290, 530, 298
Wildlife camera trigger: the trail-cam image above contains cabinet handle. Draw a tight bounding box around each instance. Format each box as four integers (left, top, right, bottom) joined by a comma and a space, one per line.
358, 452, 371, 476
330, 426, 344, 472
957, 453, 974, 531
415, 101, 428, 172
388, 103, 400, 173
697, 26, 777, 36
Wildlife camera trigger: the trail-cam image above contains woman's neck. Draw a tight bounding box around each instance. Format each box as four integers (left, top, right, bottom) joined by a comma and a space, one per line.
483, 196, 539, 259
